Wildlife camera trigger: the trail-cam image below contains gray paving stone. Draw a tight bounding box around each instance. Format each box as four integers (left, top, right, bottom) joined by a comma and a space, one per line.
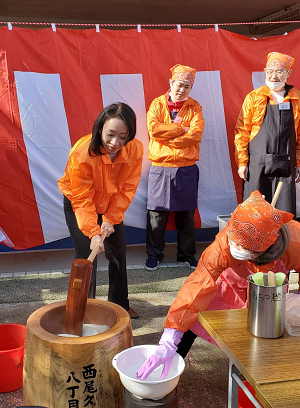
13, 272, 26, 277
0, 272, 13, 278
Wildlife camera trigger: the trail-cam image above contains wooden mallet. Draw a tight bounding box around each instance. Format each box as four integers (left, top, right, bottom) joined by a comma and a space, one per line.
63, 231, 107, 336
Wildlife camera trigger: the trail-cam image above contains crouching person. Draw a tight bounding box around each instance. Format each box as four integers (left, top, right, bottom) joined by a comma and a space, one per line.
137, 190, 300, 379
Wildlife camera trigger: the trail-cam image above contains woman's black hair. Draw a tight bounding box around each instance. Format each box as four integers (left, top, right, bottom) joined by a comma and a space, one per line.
88, 102, 136, 156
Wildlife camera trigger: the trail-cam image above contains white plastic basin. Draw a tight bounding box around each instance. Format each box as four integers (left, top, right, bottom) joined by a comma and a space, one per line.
112, 345, 185, 400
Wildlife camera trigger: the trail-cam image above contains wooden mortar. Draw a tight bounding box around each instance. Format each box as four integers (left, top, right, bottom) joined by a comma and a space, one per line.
23, 299, 132, 408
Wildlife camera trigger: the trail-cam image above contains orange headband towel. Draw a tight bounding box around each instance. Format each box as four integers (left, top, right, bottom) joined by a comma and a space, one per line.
266, 52, 295, 70
227, 190, 293, 252
170, 64, 196, 86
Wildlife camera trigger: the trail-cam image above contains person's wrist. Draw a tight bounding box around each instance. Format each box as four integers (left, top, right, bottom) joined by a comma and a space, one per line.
159, 328, 184, 349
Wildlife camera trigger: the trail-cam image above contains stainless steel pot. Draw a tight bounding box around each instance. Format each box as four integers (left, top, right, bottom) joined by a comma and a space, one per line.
247, 273, 288, 338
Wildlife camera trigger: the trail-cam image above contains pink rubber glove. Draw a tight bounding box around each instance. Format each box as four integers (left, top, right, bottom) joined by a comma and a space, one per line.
136, 328, 184, 380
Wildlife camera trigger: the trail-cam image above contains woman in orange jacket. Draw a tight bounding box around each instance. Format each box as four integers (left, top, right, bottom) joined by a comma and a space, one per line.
137, 190, 300, 379
58, 102, 143, 318
145, 64, 204, 271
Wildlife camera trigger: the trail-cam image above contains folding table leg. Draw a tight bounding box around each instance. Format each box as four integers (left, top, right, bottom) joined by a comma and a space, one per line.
228, 360, 264, 408
228, 360, 239, 408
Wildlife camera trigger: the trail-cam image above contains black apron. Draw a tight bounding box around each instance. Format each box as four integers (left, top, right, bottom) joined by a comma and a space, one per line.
243, 87, 296, 216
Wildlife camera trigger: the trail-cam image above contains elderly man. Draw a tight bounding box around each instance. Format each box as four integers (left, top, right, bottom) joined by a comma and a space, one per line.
137, 190, 300, 380
144, 64, 204, 271
235, 52, 300, 216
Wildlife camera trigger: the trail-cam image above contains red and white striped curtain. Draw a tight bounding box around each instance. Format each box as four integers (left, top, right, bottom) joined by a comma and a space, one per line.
1, 26, 300, 249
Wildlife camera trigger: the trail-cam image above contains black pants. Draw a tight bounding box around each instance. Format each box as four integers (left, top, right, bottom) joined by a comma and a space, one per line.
146, 210, 196, 262
63, 196, 129, 311
177, 330, 198, 358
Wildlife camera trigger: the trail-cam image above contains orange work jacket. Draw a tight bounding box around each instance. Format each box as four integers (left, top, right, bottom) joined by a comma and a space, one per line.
234, 85, 300, 167
58, 134, 143, 239
165, 220, 300, 332
147, 93, 204, 167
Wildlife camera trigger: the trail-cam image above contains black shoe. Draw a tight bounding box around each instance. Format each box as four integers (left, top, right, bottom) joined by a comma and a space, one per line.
144, 257, 160, 271
177, 258, 198, 270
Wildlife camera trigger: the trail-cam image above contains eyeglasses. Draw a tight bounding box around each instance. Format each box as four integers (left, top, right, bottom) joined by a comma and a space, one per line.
265, 69, 287, 77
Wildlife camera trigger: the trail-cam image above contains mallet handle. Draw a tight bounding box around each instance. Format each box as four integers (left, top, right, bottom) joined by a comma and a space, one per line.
87, 230, 108, 263
271, 181, 283, 207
